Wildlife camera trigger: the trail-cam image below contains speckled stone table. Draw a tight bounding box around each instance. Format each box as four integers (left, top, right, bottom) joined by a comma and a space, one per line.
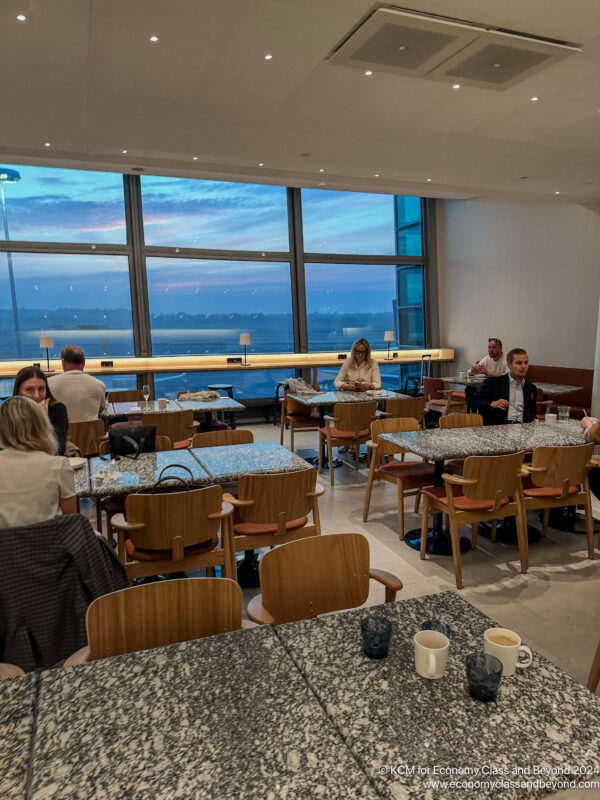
0, 673, 36, 800
276, 591, 600, 800
78, 448, 211, 498
442, 377, 584, 398
288, 389, 399, 407
192, 440, 311, 483
30, 626, 380, 800
107, 399, 181, 418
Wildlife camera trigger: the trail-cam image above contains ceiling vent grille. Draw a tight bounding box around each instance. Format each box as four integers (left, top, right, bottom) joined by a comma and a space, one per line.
328, 7, 581, 90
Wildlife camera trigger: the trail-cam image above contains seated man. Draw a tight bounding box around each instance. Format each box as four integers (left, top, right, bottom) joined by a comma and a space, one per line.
470, 347, 537, 425
468, 337, 507, 377
48, 345, 107, 423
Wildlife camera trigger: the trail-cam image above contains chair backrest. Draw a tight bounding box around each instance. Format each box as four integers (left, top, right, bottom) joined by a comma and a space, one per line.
124, 485, 224, 550
529, 443, 595, 488
462, 452, 525, 500
423, 377, 444, 401
384, 396, 426, 423
333, 401, 378, 435
191, 429, 254, 448
68, 419, 106, 457
370, 416, 419, 458
107, 389, 144, 403
258, 533, 371, 624
440, 412, 483, 429
85, 578, 242, 660
283, 389, 312, 417
142, 409, 195, 443
99, 434, 171, 456
236, 468, 317, 524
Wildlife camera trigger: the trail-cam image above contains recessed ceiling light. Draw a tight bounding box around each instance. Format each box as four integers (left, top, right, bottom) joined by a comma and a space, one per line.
493, 63, 501, 68
121, 149, 128, 154
149, 36, 159, 42
398, 45, 406, 51
44, 142, 51, 147
374, 173, 380, 177
264, 53, 273, 60
520, 176, 529, 180
364, 70, 373, 76
531, 96, 539, 102
319, 168, 325, 173
318, 182, 326, 187
16, 13, 26, 21
426, 178, 432, 182
452, 83, 460, 89
554, 191, 561, 195
258, 162, 264, 167
192, 156, 198, 161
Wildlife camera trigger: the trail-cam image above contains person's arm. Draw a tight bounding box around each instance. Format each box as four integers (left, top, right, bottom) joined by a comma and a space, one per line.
98, 382, 108, 416
58, 459, 77, 516
470, 378, 504, 413
49, 402, 68, 456
361, 361, 382, 390
468, 357, 486, 376
582, 418, 600, 444
334, 361, 350, 390
59, 496, 78, 515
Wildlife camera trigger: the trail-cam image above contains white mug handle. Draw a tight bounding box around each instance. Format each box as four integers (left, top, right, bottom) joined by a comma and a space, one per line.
517, 645, 533, 668
428, 652, 436, 677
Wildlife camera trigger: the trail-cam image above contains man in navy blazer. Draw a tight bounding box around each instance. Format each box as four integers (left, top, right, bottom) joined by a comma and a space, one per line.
470, 348, 538, 426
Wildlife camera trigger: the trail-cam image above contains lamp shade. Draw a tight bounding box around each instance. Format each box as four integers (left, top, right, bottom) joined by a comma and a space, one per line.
239, 333, 251, 346
384, 330, 395, 342
40, 336, 54, 348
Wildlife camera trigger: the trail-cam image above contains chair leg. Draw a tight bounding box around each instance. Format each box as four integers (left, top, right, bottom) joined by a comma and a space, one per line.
96, 501, 103, 536
318, 434, 323, 474
541, 508, 550, 536
587, 639, 600, 692
363, 458, 376, 522
397, 481, 405, 541
312, 497, 322, 536
490, 520, 497, 542
447, 513, 463, 589
327, 436, 334, 486
471, 522, 478, 550
280, 415, 284, 445
515, 506, 529, 574
414, 491, 421, 513
420, 495, 430, 560
290, 424, 295, 453
354, 440, 360, 471
584, 491, 595, 559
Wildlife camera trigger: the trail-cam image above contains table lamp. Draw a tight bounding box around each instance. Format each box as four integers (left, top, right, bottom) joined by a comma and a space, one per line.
239, 333, 251, 366
40, 336, 54, 372
384, 330, 395, 360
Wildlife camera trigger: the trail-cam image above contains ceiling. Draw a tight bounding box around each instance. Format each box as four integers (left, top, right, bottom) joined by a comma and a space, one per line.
1, 0, 599, 202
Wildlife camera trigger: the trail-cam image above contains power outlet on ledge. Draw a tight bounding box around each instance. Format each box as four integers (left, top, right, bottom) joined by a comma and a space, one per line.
101, 360, 113, 367
337, 353, 347, 360
227, 357, 243, 364
393, 352, 398, 358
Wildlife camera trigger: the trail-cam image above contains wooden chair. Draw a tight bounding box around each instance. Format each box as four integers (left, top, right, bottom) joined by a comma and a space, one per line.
223, 468, 324, 576
64, 578, 242, 664
318, 401, 378, 485
110, 485, 234, 583
423, 377, 466, 417
107, 389, 145, 403
440, 412, 484, 475
522, 444, 597, 558
280, 387, 321, 451
420, 452, 527, 589
68, 419, 106, 457
363, 417, 435, 540
588, 640, 600, 693
98, 434, 172, 456
0, 663, 25, 678
378, 395, 426, 428
177, 390, 228, 430
191, 429, 254, 448
142, 409, 197, 449
247, 533, 403, 626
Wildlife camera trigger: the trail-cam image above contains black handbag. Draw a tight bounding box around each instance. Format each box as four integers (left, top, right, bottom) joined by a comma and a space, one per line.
108, 425, 156, 459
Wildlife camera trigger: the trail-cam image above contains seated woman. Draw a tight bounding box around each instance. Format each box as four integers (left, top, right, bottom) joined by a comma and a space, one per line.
13, 366, 68, 456
582, 416, 600, 501
334, 338, 382, 392
0, 396, 76, 529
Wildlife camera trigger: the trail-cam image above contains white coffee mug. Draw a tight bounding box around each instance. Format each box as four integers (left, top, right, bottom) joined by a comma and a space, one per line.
545, 413, 557, 426
459, 371, 467, 380
157, 397, 168, 410
484, 628, 532, 677
414, 630, 449, 679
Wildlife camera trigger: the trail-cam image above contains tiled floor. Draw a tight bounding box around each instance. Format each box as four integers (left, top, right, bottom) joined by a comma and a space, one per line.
84, 421, 600, 690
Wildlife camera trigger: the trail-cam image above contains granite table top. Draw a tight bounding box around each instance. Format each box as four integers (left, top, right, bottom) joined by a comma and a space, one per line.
276, 591, 600, 800
192, 441, 311, 482
78, 448, 211, 498
176, 397, 245, 412
289, 389, 399, 407
0, 673, 36, 800
380, 419, 586, 461
442, 376, 584, 397
107, 399, 181, 417
30, 626, 380, 800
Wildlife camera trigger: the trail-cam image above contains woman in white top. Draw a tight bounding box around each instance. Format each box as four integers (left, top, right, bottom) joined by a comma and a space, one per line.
0, 396, 77, 529
334, 338, 382, 391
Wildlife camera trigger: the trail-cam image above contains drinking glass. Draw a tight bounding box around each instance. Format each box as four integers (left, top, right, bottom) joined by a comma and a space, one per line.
143, 384, 150, 408
558, 405, 570, 422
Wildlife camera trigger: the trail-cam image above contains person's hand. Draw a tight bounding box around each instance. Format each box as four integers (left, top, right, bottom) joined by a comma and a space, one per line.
490, 399, 509, 410
471, 364, 484, 374
581, 416, 596, 430
342, 382, 356, 392
40, 398, 50, 414
359, 382, 371, 391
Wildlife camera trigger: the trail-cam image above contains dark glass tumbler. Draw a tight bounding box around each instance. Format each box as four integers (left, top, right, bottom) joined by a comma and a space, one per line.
361, 615, 392, 659
466, 653, 503, 702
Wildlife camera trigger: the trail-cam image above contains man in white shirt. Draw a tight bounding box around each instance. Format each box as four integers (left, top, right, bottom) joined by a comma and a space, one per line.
468, 338, 507, 377
48, 345, 107, 423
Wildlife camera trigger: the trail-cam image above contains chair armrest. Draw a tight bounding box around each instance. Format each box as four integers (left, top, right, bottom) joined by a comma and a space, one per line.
222, 493, 254, 508
0, 663, 25, 678
517, 467, 530, 479
110, 513, 145, 532
307, 482, 326, 497
587, 460, 599, 469
63, 646, 91, 666
523, 465, 546, 473
442, 473, 477, 486
366, 439, 379, 449
323, 415, 334, 423
208, 501, 234, 520
247, 594, 276, 626
369, 569, 403, 603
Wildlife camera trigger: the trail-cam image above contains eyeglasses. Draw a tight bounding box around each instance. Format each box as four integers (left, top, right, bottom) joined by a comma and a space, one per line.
355, 349, 368, 354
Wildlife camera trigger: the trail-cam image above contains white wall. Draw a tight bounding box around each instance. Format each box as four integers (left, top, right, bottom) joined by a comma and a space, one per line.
436, 198, 600, 371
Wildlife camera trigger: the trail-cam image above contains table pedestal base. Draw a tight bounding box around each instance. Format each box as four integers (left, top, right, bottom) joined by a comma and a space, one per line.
237, 550, 260, 588
542, 506, 599, 535
477, 518, 541, 545
404, 528, 471, 556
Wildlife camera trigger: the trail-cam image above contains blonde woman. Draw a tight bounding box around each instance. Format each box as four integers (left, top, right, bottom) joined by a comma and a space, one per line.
0, 396, 76, 529
334, 338, 382, 392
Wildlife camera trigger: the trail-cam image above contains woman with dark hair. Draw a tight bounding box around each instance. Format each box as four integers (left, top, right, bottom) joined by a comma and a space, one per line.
13, 366, 68, 455
334, 338, 382, 392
